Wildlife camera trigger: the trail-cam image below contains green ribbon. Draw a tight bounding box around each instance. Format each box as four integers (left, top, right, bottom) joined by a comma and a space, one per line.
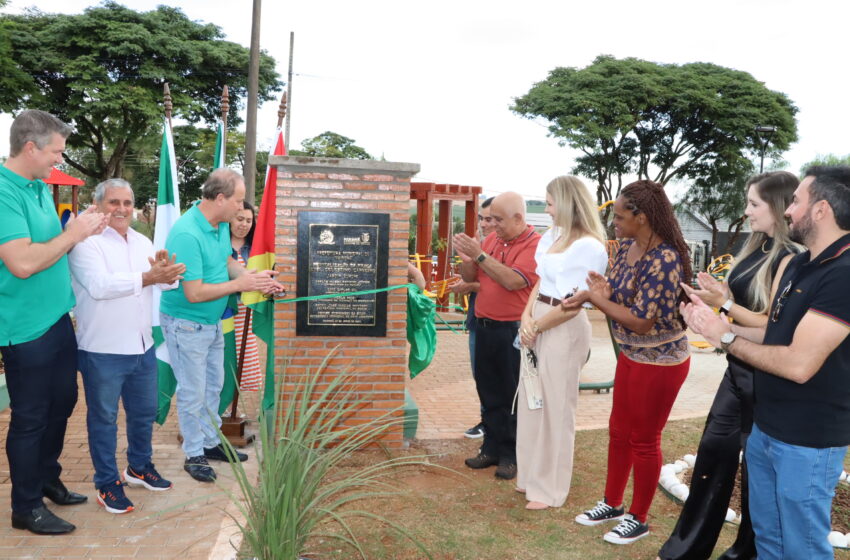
272, 283, 415, 304
273, 284, 465, 335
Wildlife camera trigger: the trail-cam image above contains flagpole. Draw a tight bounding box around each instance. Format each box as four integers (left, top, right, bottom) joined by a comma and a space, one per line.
221, 85, 229, 161
278, 92, 287, 129
163, 83, 172, 130
285, 32, 293, 150
226, 93, 286, 424
229, 309, 252, 422
224, 80, 251, 425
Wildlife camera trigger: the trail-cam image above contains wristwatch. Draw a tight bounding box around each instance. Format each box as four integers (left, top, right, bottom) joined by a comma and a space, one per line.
476, 253, 487, 264
720, 331, 737, 352
720, 298, 734, 314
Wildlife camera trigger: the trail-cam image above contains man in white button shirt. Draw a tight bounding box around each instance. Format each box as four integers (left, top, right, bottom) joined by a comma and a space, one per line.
69, 179, 185, 514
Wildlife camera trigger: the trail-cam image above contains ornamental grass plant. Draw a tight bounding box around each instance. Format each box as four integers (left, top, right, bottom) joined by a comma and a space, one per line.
217, 353, 434, 560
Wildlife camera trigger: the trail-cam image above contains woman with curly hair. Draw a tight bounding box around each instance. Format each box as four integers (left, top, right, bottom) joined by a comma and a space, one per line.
566, 180, 692, 545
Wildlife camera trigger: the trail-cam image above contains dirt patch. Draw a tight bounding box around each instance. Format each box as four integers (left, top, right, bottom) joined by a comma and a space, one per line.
678, 458, 850, 533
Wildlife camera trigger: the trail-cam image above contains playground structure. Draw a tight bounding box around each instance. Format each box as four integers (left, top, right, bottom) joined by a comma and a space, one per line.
47, 167, 85, 226
410, 182, 482, 312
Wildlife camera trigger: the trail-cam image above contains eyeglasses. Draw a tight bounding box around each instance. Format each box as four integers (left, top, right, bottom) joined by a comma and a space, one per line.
770, 280, 794, 323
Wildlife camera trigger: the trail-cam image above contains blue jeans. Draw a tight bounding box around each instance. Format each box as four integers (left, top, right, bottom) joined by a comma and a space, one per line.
747, 423, 846, 560
78, 348, 157, 489
0, 314, 78, 512
160, 313, 224, 458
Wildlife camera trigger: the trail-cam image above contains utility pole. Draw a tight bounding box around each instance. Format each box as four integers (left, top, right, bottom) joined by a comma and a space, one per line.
285, 32, 294, 151
244, 0, 261, 203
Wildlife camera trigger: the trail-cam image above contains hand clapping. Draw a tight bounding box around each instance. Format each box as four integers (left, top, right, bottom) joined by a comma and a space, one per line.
681, 272, 730, 309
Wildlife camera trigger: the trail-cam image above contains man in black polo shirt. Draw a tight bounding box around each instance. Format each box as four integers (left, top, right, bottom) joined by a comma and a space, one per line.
682, 166, 850, 560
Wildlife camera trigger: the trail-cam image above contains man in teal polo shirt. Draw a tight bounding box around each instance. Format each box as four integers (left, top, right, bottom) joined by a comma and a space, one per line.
160, 168, 281, 482
0, 110, 108, 534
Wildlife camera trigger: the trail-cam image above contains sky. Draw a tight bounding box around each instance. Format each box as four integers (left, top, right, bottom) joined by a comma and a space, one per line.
1, 0, 849, 201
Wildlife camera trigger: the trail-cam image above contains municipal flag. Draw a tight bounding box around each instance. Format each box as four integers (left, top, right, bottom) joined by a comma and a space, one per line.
154, 119, 181, 425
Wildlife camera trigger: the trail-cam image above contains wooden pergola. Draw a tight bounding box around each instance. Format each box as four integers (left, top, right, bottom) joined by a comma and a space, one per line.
410, 182, 482, 309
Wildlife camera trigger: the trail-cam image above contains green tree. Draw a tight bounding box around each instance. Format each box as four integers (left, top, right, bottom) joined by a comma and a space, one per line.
678, 156, 755, 257
800, 154, 850, 174
512, 55, 798, 204
0, 2, 282, 181
290, 131, 373, 160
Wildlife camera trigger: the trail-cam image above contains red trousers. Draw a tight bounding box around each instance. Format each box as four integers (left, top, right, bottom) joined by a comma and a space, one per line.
605, 353, 690, 523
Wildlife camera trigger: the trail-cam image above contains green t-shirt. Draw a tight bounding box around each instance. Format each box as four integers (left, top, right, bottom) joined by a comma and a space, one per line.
160, 202, 232, 324
0, 166, 75, 345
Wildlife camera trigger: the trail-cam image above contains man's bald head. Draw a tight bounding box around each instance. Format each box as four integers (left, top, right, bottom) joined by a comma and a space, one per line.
490, 192, 527, 240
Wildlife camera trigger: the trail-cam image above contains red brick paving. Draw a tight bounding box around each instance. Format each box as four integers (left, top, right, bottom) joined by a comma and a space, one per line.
0, 309, 724, 558
0, 380, 260, 559
408, 309, 726, 438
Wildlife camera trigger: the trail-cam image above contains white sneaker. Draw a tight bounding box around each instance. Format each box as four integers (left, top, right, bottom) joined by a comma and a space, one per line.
603, 514, 649, 544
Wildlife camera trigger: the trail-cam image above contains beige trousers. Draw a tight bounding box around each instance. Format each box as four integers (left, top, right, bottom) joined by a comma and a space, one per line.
516, 302, 591, 507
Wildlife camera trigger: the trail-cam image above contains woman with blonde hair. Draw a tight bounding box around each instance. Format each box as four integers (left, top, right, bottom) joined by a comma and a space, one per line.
517, 175, 608, 510
657, 171, 800, 560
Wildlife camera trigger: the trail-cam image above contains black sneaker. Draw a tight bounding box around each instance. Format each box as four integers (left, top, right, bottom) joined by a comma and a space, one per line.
494, 459, 517, 480
184, 456, 217, 482
464, 423, 485, 439
464, 452, 499, 469
603, 514, 649, 544
204, 444, 248, 463
123, 463, 172, 491
96, 481, 134, 514
575, 500, 625, 526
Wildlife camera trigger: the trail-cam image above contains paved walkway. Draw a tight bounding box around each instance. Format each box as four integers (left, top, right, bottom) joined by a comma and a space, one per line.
0, 385, 259, 559
408, 309, 726, 438
0, 310, 724, 558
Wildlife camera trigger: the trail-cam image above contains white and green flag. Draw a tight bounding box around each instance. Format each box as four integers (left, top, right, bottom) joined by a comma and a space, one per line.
213, 120, 225, 169
154, 118, 181, 424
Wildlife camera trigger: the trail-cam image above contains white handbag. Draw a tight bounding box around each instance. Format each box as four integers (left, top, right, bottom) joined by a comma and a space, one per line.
514, 346, 543, 412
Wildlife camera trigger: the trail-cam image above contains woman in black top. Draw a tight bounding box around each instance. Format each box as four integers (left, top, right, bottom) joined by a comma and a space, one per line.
656, 171, 800, 560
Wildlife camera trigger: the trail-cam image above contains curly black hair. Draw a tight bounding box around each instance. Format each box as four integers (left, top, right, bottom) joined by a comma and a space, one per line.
620, 180, 693, 287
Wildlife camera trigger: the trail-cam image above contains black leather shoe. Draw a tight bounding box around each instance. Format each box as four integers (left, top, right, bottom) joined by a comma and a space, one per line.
204, 444, 248, 462
464, 452, 499, 469
184, 456, 217, 483
43, 479, 87, 506
11, 505, 75, 534
495, 460, 517, 480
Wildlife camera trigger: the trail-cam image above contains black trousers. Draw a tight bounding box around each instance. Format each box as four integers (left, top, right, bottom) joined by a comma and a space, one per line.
473, 318, 520, 462
658, 359, 756, 560
0, 314, 78, 513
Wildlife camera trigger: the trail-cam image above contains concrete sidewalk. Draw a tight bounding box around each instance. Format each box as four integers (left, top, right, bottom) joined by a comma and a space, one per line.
0, 309, 724, 558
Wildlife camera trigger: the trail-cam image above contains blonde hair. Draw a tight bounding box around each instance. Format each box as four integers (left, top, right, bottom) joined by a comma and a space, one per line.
729, 171, 801, 314
546, 176, 606, 252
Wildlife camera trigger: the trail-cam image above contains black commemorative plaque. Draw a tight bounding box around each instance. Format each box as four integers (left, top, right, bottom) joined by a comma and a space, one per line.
296, 211, 389, 337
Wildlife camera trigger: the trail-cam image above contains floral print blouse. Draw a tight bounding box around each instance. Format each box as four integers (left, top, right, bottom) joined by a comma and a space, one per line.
608, 239, 689, 365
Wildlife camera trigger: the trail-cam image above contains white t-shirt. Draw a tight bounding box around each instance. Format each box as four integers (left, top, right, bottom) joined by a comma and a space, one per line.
534, 228, 609, 299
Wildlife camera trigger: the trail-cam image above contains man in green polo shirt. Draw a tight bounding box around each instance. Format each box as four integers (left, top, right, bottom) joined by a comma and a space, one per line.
160, 168, 282, 483
0, 110, 109, 535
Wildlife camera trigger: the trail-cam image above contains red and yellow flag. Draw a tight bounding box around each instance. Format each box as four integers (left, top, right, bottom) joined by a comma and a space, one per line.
244, 129, 286, 411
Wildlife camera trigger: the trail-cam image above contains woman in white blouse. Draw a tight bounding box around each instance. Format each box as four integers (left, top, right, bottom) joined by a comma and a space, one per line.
517, 175, 609, 510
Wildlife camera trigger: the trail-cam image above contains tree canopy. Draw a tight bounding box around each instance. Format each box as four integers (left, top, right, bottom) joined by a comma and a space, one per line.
678, 156, 755, 256
0, 1, 282, 181
289, 131, 373, 160
512, 55, 798, 203
800, 153, 850, 174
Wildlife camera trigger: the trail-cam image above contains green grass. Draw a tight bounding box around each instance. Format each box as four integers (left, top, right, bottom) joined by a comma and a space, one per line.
300, 418, 708, 559
300, 418, 850, 560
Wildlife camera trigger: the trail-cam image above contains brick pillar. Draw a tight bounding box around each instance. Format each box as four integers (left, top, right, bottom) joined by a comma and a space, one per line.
269, 156, 420, 448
